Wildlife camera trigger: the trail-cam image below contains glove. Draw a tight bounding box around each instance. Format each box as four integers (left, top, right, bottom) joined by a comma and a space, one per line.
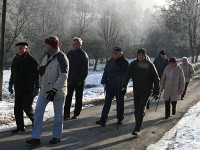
46, 89, 57, 101
8, 83, 13, 94
32, 88, 39, 97
120, 87, 127, 95
152, 93, 159, 100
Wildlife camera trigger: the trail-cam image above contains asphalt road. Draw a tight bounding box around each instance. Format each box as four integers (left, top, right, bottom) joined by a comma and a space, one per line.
0, 70, 200, 150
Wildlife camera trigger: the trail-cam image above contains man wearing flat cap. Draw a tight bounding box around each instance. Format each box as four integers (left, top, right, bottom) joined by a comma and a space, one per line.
96, 47, 129, 126
121, 48, 160, 137
153, 50, 169, 79
8, 42, 39, 133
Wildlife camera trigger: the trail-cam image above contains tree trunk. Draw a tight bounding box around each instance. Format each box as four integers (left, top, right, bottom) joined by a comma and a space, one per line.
0, 0, 7, 101
93, 58, 98, 71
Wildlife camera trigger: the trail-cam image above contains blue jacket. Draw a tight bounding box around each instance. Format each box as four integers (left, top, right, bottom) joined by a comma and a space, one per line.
153, 56, 169, 78
101, 55, 129, 92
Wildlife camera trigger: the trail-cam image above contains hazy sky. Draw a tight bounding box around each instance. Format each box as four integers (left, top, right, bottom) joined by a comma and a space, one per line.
139, 0, 166, 10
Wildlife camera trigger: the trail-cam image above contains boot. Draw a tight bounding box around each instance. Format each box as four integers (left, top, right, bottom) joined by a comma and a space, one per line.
49, 138, 61, 144
96, 120, 106, 127
117, 120, 123, 125
26, 138, 40, 145
12, 127, 26, 133
132, 129, 139, 138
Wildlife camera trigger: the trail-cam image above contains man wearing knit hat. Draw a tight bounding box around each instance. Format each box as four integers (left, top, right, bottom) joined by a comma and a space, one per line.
122, 48, 160, 137
153, 50, 169, 79
26, 36, 69, 145
9, 42, 39, 134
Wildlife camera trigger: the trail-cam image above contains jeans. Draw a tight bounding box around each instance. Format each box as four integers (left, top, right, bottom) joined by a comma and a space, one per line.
100, 89, 124, 123
32, 95, 65, 139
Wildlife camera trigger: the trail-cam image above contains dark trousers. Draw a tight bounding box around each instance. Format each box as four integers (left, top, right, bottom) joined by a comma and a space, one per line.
64, 83, 84, 117
181, 82, 189, 98
133, 90, 151, 132
14, 91, 34, 129
100, 90, 124, 122
165, 99, 177, 117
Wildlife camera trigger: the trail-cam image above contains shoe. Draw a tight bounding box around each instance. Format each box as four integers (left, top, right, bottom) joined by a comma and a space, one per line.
96, 120, 106, 127
71, 115, 79, 119
181, 97, 184, 100
132, 131, 138, 138
117, 120, 122, 125
49, 138, 61, 144
165, 116, 169, 119
26, 138, 40, 145
12, 128, 26, 133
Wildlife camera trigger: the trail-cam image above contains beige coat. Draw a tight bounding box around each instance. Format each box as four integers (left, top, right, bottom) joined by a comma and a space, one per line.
161, 65, 185, 101
180, 63, 195, 82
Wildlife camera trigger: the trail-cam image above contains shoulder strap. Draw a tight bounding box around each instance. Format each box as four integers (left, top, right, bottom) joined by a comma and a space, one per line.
45, 52, 60, 68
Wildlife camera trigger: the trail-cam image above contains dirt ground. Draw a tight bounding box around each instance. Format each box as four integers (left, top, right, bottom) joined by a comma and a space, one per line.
0, 69, 200, 150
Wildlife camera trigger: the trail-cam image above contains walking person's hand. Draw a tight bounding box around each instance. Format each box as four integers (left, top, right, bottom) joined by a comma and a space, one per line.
46, 89, 57, 101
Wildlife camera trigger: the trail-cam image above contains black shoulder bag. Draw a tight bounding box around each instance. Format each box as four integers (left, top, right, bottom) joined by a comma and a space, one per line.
39, 53, 58, 76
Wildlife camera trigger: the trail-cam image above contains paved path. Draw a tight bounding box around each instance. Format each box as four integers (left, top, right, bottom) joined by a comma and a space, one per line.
0, 72, 200, 150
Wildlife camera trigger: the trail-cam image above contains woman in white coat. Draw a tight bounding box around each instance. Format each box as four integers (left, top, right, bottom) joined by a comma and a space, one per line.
180, 57, 195, 100
161, 57, 185, 119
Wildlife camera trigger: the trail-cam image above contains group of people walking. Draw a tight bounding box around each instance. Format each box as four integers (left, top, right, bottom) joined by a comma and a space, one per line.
8, 35, 195, 145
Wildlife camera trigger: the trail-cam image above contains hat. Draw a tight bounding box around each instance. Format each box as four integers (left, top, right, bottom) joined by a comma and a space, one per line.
15, 42, 28, 47
137, 48, 146, 55
113, 47, 122, 52
169, 57, 178, 64
159, 50, 166, 55
45, 38, 61, 49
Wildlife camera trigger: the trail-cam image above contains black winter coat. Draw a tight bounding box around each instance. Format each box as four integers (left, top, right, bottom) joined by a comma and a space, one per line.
101, 55, 129, 92
67, 48, 89, 85
122, 59, 160, 95
9, 52, 39, 92
153, 56, 169, 78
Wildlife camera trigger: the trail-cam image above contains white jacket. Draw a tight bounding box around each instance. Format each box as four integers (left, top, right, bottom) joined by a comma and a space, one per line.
39, 49, 69, 100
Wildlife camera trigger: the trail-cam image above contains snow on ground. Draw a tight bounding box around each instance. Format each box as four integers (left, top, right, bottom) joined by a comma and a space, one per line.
146, 100, 200, 150
0, 60, 134, 133
1, 56, 200, 150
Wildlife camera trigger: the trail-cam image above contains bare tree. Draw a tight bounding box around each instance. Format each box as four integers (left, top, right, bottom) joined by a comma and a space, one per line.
70, 0, 95, 38
160, 0, 200, 63
4, 0, 38, 64
98, 9, 123, 60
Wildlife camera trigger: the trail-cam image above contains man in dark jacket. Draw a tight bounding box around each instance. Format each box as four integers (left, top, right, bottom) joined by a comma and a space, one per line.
153, 50, 169, 79
8, 42, 39, 133
64, 37, 89, 120
122, 48, 160, 137
96, 47, 129, 126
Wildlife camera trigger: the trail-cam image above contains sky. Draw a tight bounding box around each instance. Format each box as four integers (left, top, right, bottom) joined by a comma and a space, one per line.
139, 0, 167, 10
